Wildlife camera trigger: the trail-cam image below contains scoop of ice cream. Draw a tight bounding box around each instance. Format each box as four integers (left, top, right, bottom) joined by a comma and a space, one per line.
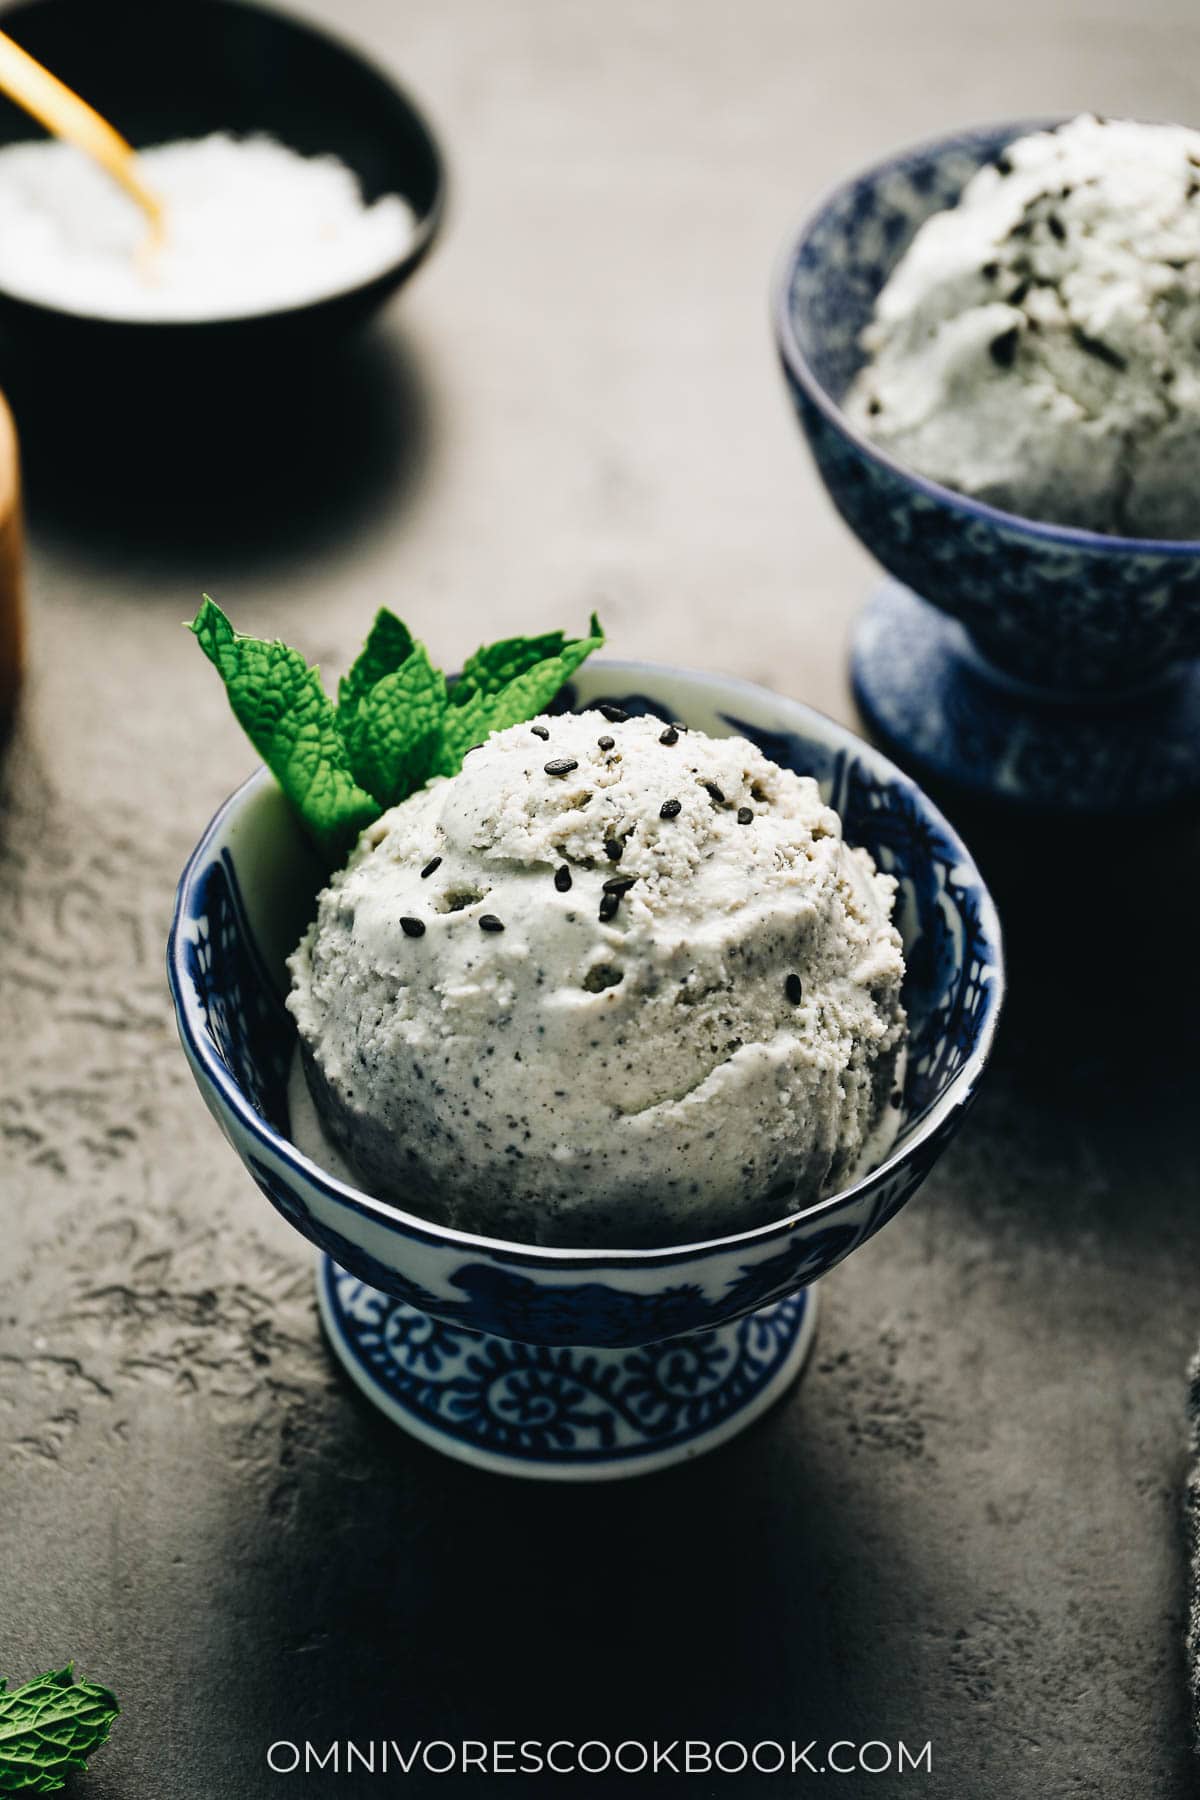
846, 115, 1200, 538
287, 710, 906, 1248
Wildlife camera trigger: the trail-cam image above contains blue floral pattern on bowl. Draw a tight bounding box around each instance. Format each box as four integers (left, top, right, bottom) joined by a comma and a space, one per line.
168, 662, 1004, 1475
319, 1263, 813, 1473
774, 120, 1200, 693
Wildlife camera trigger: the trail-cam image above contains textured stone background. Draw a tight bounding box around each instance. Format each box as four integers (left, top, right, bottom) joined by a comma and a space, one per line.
2, 0, 1200, 1794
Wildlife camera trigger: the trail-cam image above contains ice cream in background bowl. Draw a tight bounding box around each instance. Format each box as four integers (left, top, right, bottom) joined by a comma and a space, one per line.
169, 661, 1003, 1479
774, 116, 1200, 814
846, 116, 1200, 542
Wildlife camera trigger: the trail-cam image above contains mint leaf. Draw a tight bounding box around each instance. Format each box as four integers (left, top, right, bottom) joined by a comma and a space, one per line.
0, 1666, 119, 1793
338, 641, 447, 809
439, 614, 604, 773
337, 609, 415, 718
191, 596, 376, 862
193, 602, 605, 851
455, 629, 576, 703
437, 684, 501, 773
480, 611, 604, 728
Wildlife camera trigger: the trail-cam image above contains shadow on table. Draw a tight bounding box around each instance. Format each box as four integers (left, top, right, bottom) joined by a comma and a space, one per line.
6, 325, 437, 581
911, 779, 1200, 1117
230, 1369, 920, 1796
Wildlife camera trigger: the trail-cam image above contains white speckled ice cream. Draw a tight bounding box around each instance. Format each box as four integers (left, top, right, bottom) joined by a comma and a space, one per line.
287, 710, 906, 1248
847, 115, 1200, 538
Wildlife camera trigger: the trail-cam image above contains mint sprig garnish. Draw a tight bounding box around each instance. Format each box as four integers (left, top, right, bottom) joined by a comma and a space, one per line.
191, 597, 376, 861
339, 640, 448, 809
438, 617, 603, 775
336, 608, 416, 717
191, 598, 604, 860
0, 1666, 119, 1793
456, 628, 591, 699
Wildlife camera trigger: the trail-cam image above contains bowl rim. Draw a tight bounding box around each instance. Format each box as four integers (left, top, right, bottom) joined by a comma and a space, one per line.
771, 113, 1200, 558
167, 657, 1006, 1268
0, 0, 447, 330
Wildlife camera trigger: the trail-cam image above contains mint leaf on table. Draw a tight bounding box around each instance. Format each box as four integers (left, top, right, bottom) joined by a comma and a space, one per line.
0, 1666, 119, 1793
337, 639, 447, 809
439, 614, 605, 773
191, 596, 377, 863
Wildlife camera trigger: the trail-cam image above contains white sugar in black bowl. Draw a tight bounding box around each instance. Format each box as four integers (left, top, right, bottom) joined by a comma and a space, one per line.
0, 0, 444, 366
168, 662, 1004, 1480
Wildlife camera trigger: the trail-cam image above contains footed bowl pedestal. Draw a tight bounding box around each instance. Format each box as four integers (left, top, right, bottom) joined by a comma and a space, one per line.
851, 581, 1200, 814
317, 1258, 819, 1481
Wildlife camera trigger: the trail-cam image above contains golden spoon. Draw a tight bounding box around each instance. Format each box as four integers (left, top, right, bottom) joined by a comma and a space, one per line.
0, 28, 164, 248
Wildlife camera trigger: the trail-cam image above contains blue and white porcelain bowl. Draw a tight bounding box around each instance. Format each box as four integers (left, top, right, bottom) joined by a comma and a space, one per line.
168, 661, 1004, 1479
774, 120, 1200, 811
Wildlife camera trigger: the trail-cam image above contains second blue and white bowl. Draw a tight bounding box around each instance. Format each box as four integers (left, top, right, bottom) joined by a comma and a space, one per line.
774, 120, 1200, 809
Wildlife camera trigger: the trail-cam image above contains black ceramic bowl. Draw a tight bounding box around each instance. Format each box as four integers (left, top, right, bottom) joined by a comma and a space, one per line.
0, 0, 445, 364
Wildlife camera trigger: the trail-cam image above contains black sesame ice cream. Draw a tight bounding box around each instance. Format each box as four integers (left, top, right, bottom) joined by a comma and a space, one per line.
286, 710, 906, 1248
847, 115, 1200, 538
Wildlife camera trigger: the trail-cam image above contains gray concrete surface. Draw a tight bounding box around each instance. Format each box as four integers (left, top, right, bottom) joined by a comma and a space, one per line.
2, 0, 1200, 1793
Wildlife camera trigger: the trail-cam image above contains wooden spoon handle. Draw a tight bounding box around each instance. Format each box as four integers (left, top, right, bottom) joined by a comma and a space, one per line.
0, 28, 163, 240
0, 392, 23, 730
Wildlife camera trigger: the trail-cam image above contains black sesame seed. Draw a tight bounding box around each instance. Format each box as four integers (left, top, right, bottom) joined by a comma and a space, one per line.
479, 914, 505, 933
989, 327, 1020, 368
659, 725, 679, 745
598, 735, 615, 751
737, 806, 754, 825
1047, 212, 1066, 242
554, 864, 572, 893
867, 397, 882, 415
1006, 279, 1030, 306
659, 797, 682, 819
703, 781, 726, 806
604, 838, 624, 862
420, 856, 442, 879
602, 874, 636, 894
982, 260, 1000, 280
531, 724, 550, 740
994, 153, 1013, 176
400, 916, 426, 938
785, 973, 803, 1005
598, 704, 629, 723
544, 758, 579, 777
598, 891, 620, 922
1071, 326, 1127, 371
582, 962, 624, 993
